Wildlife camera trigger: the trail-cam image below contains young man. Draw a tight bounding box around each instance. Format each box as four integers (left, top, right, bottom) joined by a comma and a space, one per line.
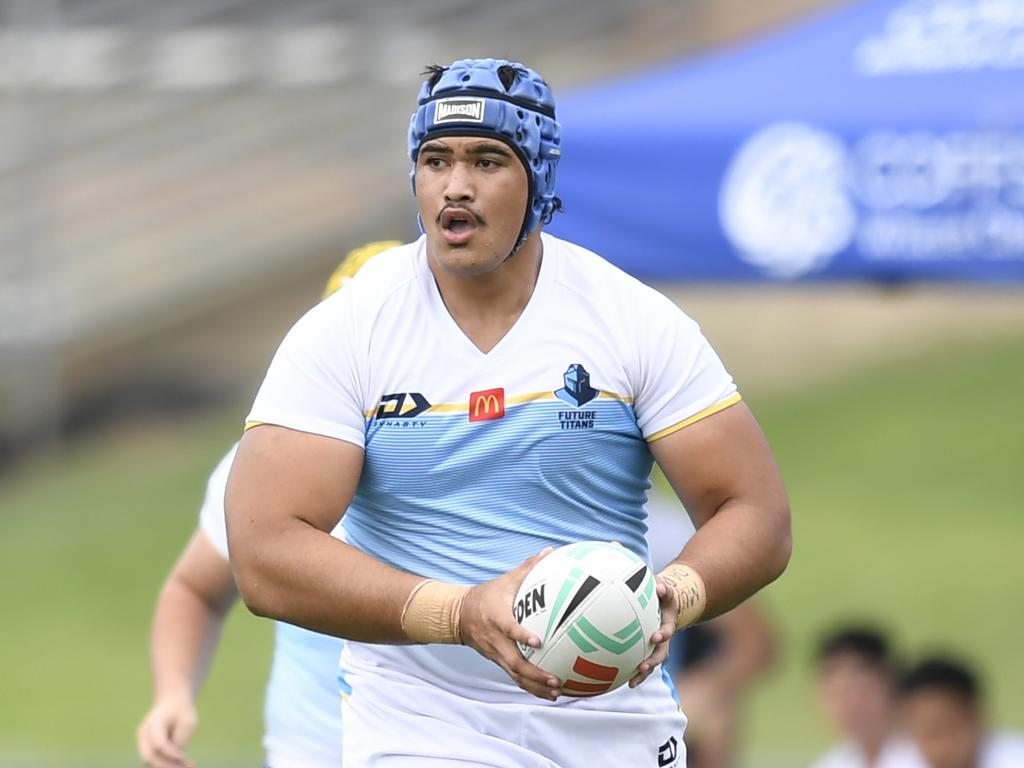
900, 657, 1024, 768
226, 58, 791, 767
812, 627, 926, 768
136, 241, 400, 768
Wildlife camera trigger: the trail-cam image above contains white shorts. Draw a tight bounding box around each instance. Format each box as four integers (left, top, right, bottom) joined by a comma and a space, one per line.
340, 650, 686, 768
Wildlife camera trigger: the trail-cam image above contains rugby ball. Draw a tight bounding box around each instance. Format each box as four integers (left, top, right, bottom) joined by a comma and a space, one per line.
513, 541, 660, 696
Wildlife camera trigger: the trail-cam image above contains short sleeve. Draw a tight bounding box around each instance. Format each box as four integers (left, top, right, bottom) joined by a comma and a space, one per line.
197, 445, 237, 560
634, 292, 740, 442
245, 290, 367, 448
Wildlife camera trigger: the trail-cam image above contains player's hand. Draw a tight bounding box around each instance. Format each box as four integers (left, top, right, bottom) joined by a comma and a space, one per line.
629, 577, 680, 689
136, 691, 198, 768
459, 547, 563, 701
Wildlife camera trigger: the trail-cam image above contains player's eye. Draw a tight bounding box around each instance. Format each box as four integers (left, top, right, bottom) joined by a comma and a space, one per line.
477, 157, 500, 169
423, 156, 446, 168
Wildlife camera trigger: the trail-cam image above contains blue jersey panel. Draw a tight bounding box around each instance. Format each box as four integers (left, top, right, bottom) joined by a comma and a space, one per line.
345, 397, 654, 584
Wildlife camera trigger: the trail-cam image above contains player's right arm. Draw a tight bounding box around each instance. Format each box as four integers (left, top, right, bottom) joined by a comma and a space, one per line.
137, 530, 237, 768
226, 282, 560, 700
226, 424, 561, 700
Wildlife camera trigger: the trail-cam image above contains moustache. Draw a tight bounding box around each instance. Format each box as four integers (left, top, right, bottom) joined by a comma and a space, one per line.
436, 205, 486, 226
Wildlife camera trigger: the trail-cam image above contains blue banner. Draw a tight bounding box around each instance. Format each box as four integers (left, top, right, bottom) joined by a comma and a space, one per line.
549, 0, 1024, 282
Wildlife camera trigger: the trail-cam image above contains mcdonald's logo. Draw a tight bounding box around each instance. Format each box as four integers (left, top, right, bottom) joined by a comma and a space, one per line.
469, 387, 505, 422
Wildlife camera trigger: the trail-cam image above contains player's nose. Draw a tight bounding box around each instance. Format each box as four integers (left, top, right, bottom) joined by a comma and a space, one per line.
443, 160, 475, 202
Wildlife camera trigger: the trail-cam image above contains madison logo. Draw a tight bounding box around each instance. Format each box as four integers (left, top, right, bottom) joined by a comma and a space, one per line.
554, 363, 599, 407
434, 98, 485, 124
469, 387, 505, 422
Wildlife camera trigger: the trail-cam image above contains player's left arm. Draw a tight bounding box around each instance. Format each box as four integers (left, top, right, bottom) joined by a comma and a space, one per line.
653, 399, 791, 618
632, 400, 790, 685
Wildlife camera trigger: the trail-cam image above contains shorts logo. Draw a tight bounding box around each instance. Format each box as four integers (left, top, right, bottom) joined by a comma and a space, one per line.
434, 98, 485, 124
657, 736, 679, 767
469, 387, 505, 422
375, 392, 431, 420
554, 363, 599, 407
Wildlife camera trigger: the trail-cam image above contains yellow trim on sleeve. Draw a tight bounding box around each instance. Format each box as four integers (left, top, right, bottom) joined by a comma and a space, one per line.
646, 392, 743, 443
244, 420, 265, 431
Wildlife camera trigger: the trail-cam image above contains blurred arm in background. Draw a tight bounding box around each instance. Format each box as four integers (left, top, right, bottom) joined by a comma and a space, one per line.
675, 600, 778, 768
136, 527, 237, 768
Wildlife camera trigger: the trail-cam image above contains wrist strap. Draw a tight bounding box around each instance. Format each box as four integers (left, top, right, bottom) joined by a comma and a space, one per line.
400, 579, 470, 644
657, 563, 708, 630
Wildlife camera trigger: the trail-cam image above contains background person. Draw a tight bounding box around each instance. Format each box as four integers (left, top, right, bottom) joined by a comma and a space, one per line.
900, 657, 1024, 768
136, 241, 400, 768
647, 482, 778, 768
674, 600, 777, 768
812, 627, 926, 768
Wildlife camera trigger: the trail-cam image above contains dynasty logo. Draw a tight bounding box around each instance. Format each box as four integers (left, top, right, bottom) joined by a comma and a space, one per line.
374, 392, 430, 429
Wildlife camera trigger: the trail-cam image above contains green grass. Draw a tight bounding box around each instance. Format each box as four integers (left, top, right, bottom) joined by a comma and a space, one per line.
743, 335, 1024, 757
1, 336, 1022, 765
0, 411, 272, 764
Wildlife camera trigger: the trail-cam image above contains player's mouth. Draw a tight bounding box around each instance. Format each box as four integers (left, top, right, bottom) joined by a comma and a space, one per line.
439, 208, 479, 246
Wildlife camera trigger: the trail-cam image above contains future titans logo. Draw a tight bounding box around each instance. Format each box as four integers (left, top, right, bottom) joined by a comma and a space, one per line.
554, 364, 599, 407
555, 364, 599, 431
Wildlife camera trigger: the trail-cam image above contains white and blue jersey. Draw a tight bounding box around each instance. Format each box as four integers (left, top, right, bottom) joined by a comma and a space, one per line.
199, 445, 344, 768
246, 232, 740, 764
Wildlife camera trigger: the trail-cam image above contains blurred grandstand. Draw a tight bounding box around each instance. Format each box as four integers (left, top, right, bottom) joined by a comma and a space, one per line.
0, 0, 847, 466
3, 4, 1024, 768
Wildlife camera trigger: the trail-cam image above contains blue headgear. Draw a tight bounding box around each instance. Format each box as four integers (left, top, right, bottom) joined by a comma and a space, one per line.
409, 58, 562, 250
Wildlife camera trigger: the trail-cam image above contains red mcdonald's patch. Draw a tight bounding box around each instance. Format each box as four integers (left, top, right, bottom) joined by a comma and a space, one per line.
469, 387, 505, 422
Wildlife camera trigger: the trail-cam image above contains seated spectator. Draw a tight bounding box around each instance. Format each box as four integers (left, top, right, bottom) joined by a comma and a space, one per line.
812, 627, 926, 768
900, 657, 1024, 768
646, 483, 777, 768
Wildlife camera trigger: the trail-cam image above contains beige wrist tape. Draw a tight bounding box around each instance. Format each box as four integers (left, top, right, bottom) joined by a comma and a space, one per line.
400, 579, 471, 645
657, 563, 708, 630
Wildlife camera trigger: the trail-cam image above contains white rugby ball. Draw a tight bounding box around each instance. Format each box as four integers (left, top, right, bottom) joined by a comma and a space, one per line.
513, 540, 660, 696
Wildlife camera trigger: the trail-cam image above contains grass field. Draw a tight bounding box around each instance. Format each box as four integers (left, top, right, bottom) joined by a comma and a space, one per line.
1, 334, 1021, 767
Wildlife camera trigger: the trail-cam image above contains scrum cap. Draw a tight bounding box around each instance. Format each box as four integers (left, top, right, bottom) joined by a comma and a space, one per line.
409, 58, 562, 248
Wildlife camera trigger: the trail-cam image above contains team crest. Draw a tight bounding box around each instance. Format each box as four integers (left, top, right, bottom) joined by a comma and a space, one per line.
554, 363, 599, 407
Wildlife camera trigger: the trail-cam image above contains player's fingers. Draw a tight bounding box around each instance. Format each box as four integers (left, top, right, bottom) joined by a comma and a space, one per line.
150, 736, 193, 768
137, 717, 171, 768
649, 584, 678, 646
630, 620, 675, 689
650, 613, 677, 646
628, 642, 669, 689
139, 726, 188, 768
506, 647, 560, 687
169, 709, 198, 748
143, 717, 193, 768
508, 665, 562, 700
487, 641, 559, 700
513, 547, 554, 577
499, 612, 542, 649
500, 641, 561, 698
628, 668, 654, 689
